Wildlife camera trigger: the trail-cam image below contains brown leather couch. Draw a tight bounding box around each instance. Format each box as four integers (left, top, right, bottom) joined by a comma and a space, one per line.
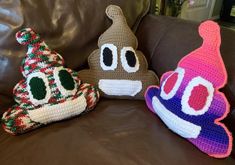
0, 0, 234, 164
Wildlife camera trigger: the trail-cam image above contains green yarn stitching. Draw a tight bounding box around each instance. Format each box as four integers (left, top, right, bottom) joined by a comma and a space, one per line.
23, 33, 31, 41
29, 77, 47, 100
58, 70, 75, 90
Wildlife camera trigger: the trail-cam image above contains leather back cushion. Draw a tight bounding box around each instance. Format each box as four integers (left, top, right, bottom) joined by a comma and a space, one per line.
0, 0, 151, 113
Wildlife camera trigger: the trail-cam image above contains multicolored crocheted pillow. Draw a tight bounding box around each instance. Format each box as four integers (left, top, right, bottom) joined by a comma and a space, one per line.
145, 21, 233, 158
78, 5, 159, 100
1, 28, 100, 135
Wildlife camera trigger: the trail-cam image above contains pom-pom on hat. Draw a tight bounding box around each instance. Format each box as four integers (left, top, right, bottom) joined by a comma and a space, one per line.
2, 28, 100, 135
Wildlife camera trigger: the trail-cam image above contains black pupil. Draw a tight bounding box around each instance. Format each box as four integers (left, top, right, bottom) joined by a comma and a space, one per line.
103, 47, 113, 66
125, 50, 136, 67
58, 70, 75, 90
29, 77, 47, 100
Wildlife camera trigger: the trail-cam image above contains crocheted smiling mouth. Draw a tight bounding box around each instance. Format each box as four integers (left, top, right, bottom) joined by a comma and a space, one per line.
151, 96, 201, 138
98, 79, 142, 96
145, 20, 232, 158
27, 95, 87, 124
77, 5, 159, 100
1, 28, 100, 135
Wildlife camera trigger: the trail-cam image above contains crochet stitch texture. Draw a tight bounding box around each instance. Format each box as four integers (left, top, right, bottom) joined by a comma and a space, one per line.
78, 5, 159, 99
145, 20, 233, 158
2, 28, 100, 135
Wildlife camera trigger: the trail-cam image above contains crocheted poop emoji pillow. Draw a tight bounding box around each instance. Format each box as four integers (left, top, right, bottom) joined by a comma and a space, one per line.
145, 21, 233, 158
78, 5, 159, 100
1, 28, 100, 135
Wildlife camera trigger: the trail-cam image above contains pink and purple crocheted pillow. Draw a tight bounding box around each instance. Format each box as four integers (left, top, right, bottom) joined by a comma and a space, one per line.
145, 20, 233, 158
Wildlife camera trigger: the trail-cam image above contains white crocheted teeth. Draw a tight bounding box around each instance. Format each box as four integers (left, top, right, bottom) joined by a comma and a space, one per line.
152, 96, 202, 139
98, 79, 142, 96
98, 43, 142, 96
28, 94, 87, 124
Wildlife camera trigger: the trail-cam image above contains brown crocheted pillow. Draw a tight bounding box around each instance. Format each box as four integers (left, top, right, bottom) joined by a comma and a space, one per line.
78, 5, 159, 99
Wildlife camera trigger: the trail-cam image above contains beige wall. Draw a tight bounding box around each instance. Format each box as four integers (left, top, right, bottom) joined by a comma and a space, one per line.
180, 0, 223, 21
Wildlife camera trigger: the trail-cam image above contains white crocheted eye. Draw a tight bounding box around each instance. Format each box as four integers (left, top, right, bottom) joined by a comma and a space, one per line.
181, 76, 214, 116
120, 47, 139, 73
100, 44, 118, 70
27, 72, 51, 106
53, 67, 77, 97
160, 67, 185, 100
